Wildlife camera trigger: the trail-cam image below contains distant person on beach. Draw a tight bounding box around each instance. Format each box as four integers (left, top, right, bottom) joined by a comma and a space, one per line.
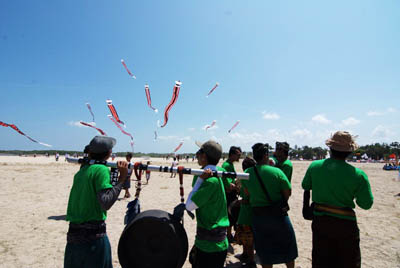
272, 142, 293, 182
221, 146, 242, 243
175, 140, 229, 268
241, 143, 298, 268
170, 157, 178, 178
302, 131, 373, 268
64, 136, 128, 268
145, 161, 151, 183
122, 153, 133, 198
55, 152, 59, 162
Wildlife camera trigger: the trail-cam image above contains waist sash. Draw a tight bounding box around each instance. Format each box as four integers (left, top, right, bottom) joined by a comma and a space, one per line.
67, 221, 106, 243
196, 226, 227, 243
314, 203, 355, 217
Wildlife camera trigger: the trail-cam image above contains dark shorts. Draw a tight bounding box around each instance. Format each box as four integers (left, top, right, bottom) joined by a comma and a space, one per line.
123, 178, 131, 189
64, 235, 112, 268
252, 213, 298, 265
190, 246, 227, 268
312, 215, 361, 268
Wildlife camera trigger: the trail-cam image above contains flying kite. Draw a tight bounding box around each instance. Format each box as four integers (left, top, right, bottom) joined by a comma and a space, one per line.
0, 121, 52, 147
80, 121, 107, 136
86, 103, 95, 122
205, 120, 216, 131
106, 99, 125, 126
228, 120, 240, 133
144, 84, 158, 113
173, 141, 184, 153
160, 81, 182, 128
121, 59, 136, 79
154, 131, 158, 141
108, 115, 134, 141
206, 82, 219, 97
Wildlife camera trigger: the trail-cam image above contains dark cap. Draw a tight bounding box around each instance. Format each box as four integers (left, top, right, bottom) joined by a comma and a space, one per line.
88, 136, 116, 154
276, 141, 290, 151
198, 140, 222, 161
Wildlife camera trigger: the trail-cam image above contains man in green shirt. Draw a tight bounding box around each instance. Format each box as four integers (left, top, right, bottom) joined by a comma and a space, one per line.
302, 131, 374, 268
221, 145, 241, 242
184, 140, 229, 268
64, 136, 128, 268
272, 141, 293, 182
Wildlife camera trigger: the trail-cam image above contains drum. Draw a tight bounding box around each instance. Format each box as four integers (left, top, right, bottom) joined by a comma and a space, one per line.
118, 209, 188, 268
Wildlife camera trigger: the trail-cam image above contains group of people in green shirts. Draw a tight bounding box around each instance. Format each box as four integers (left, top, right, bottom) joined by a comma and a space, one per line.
64, 131, 373, 268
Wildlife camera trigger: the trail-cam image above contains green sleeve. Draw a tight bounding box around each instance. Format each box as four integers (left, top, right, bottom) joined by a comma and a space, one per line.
191, 178, 218, 208
94, 166, 113, 193
277, 169, 291, 190
302, 165, 312, 190
354, 171, 374, 210
281, 164, 293, 183
219, 166, 231, 189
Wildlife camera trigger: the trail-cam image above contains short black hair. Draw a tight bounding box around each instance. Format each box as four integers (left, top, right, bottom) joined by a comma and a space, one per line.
252, 143, 269, 162
126, 152, 133, 158
242, 156, 256, 171
330, 149, 351, 159
228, 146, 242, 156
90, 152, 109, 161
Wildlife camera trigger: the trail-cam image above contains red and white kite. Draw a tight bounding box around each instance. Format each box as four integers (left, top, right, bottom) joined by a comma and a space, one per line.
206, 82, 219, 97
0, 121, 52, 147
228, 120, 240, 133
86, 103, 95, 122
121, 59, 136, 79
106, 99, 125, 126
173, 141, 184, 153
144, 84, 158, 113
205, 120, 216, 131
160, 81, 182, 128
80, 121, 107, 136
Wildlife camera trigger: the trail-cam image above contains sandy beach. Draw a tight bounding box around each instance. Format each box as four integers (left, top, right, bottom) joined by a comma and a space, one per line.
0, 155, 399, 268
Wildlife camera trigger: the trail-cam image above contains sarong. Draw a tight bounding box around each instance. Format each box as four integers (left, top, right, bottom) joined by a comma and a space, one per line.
312, 215, 361, 268
252, 212, 298, 265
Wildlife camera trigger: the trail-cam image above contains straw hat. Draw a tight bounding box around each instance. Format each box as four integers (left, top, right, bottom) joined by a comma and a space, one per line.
325, 131, 358, 152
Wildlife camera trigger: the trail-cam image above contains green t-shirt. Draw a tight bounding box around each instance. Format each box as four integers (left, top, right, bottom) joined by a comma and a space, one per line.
237, 186, 252, 226
191, 166, 226, 187
271, 156, 293, 182
302, 158, 374, 220
66, 164, 113, 224
191, 176, 229, 252
221, 161, 236, 189
241, 164, 291, 207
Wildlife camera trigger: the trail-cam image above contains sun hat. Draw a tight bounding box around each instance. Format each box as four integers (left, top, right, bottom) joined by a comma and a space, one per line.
325, 131, 358, 152
88, 136, 116, 154
197, 140, 222, 161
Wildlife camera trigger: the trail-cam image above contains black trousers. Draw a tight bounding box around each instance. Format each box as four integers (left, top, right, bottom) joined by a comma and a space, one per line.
312, 215, 361, 268
191, 246, 227, 268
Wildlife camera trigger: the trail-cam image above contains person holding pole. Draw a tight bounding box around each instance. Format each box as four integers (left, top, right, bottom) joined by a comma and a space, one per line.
174, 140, 229, 268
64, 136, 128, 268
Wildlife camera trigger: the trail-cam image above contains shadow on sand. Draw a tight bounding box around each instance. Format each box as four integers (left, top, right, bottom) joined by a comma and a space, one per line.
48, 215, 66, 221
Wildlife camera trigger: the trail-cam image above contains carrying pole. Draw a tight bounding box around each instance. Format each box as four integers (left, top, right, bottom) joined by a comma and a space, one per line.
66, 157, 249, 180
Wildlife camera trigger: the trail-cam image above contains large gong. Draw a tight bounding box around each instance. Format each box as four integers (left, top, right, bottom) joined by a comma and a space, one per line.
118, 209, 188, 268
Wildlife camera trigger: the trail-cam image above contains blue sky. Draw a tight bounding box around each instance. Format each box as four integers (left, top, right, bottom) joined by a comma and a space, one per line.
0, 0, 399, 153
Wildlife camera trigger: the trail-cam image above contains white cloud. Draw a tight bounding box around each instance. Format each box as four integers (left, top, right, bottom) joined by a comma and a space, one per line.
311, 114, 331, 124
367, 107, 397, 117
371, 125, 395, 139
262, 111, 280, 120
342, 117, 360, 126
187, 127, 196, 131
292, 129, 313, 139
68, 121, 96, 127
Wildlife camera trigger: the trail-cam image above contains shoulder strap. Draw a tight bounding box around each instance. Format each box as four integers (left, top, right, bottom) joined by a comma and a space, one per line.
253, 166, 273, 203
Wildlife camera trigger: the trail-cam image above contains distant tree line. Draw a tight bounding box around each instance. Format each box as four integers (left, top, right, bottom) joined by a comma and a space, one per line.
1, 142, 398, 161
